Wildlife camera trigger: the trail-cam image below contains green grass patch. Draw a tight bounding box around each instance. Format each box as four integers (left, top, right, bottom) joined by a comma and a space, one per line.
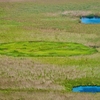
0, 41, 97, 57
63, 77, 100, 92
35, 56, 100, 67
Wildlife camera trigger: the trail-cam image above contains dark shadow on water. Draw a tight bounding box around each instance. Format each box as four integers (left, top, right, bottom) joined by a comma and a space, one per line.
80, 16, 100, 24
73, 86, 100, 93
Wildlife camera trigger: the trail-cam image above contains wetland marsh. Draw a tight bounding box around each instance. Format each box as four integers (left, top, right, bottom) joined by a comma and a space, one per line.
0, 0, 100, 100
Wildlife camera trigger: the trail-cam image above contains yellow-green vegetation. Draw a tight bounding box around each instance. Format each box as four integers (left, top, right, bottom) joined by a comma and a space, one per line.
0, 0, 100, 100
0, 41, 97, 57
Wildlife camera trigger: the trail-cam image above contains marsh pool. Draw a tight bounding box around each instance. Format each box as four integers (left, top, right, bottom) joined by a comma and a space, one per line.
81, 17, 100, 24
73, 86, 100, 93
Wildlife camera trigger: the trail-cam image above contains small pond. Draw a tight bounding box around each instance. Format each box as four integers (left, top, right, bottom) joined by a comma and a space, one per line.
81, 17, 100, 24
73, 86, 100, 93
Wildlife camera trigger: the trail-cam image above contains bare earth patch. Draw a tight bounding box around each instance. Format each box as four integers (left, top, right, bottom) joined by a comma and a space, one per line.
46, 11, 95, 17
62, 11, 93, 17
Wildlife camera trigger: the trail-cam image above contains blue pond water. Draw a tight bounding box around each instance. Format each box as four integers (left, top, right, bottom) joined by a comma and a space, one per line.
81, 17, 100, 24
73, 86, 100, 93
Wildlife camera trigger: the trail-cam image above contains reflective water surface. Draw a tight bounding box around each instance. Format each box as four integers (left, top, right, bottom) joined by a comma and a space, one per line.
73, 86, 100, 93
81, 17, 100, 24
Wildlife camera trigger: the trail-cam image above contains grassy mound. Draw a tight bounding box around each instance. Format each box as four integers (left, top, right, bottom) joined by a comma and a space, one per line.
0, 41, 97, 57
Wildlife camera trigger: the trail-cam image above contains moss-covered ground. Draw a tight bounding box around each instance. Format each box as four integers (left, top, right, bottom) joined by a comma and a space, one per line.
0, 41, 97, 57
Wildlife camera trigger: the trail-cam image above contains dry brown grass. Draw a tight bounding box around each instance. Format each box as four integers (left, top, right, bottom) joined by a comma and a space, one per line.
0, 56, 64, 90
0, 91, 100, 100
0, 55, 99, 91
